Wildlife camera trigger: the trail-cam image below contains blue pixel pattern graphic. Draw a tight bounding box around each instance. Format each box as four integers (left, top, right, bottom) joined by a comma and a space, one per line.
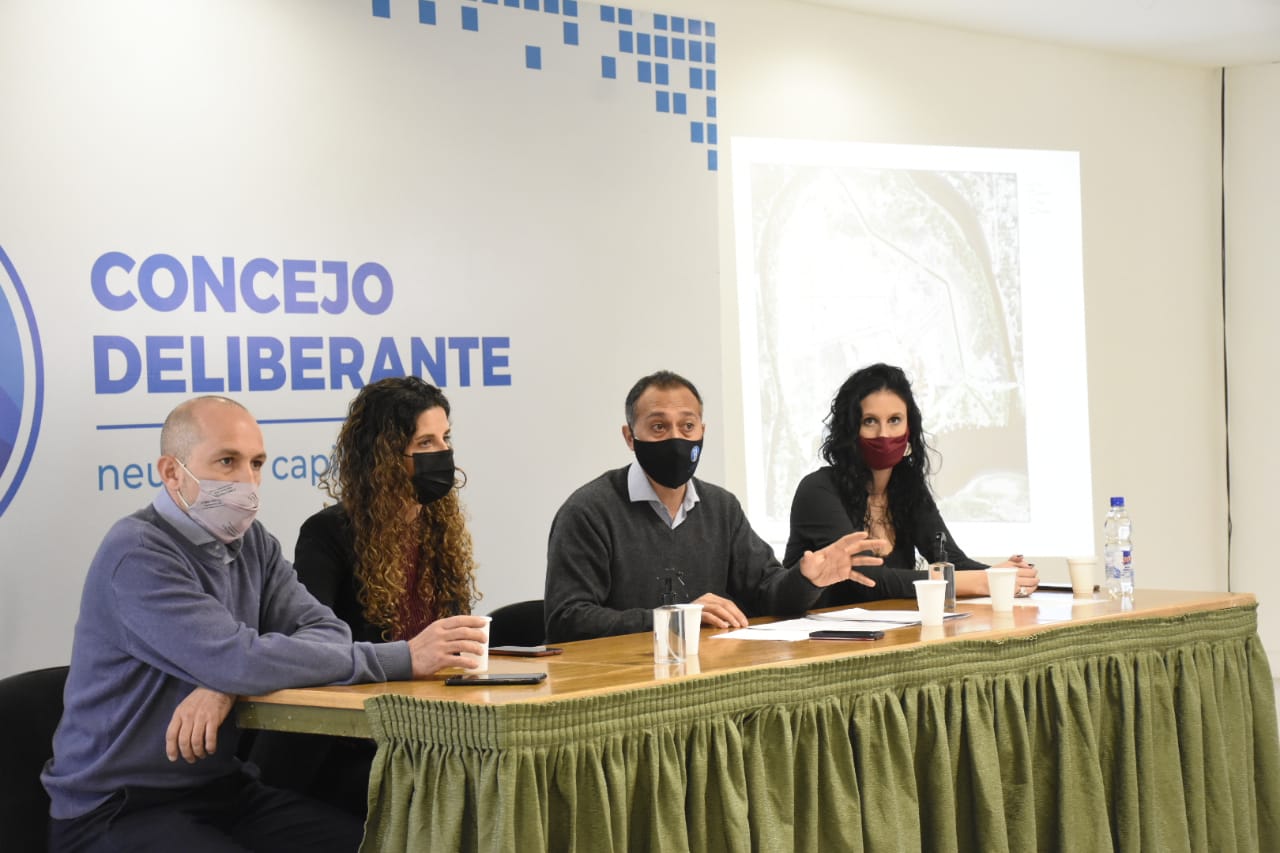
0, 245, 45, 517
373, 0, 718, 171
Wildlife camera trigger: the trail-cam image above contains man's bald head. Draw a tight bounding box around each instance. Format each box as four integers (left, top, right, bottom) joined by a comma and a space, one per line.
160, 396, 251, 461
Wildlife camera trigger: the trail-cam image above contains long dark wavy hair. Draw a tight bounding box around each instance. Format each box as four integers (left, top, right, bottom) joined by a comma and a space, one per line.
820, 363, 936, 535
322, 376, 479, 640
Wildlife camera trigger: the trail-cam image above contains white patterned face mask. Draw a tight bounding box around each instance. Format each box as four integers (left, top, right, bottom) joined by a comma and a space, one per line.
175, 459, 261, 543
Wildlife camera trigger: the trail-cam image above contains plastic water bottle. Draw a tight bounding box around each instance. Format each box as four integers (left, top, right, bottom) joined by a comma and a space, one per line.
1103, 496, 1133, 598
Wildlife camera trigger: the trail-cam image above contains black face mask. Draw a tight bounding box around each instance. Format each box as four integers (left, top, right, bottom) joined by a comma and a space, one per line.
408, 449, 455, 505
632, 437, 703, 490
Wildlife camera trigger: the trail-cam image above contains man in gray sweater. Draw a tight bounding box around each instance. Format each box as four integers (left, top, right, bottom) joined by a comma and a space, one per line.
545, 370, 888, 642
43, 395, 489, 852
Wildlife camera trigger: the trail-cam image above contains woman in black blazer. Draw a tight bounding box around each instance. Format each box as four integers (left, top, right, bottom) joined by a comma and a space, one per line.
251, 375, 480, 815
785, 363, 1038, 607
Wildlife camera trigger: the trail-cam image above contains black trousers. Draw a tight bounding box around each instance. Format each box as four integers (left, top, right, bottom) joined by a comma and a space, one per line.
48, 769, 364, 853
248, 730, 375, 818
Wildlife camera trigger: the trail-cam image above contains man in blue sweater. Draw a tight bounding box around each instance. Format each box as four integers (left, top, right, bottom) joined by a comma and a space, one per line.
545, 370, 889, 642
43, 395, 489, 852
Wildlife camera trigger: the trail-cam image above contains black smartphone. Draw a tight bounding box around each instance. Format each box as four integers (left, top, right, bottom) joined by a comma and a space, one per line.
808, 629, 885, 641
444, 672, 548, 686
488, 645, 564, 657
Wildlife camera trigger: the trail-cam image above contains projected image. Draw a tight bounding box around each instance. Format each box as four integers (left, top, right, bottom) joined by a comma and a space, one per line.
733, 140, 1092, 557
750, 164, 1028, 525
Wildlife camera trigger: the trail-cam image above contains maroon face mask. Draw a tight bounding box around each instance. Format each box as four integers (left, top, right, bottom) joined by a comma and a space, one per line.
859, 432, 910, 469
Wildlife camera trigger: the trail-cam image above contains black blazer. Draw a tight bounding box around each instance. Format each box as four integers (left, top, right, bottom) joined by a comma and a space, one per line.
784, 467, 986, 607
293, 504, 386, 643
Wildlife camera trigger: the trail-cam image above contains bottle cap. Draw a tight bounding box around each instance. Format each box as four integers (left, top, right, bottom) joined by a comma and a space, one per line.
1110, 496, 1125, 507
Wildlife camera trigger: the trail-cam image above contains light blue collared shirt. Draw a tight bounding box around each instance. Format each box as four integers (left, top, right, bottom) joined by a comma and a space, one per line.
153, 488, 242, 564
628, 461, 700, 529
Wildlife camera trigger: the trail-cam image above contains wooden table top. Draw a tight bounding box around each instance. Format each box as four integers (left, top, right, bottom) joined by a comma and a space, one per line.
242, 588, 1255, 713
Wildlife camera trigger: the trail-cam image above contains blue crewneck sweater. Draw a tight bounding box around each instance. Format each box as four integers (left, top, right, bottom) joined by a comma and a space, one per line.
42, 491, 412, 819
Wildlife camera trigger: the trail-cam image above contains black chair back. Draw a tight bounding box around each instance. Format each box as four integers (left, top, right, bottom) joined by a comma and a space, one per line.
486, 599, 546, 647
0, 664, 69, 853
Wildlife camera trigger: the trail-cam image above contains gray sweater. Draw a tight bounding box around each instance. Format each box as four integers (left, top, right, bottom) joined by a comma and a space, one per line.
43, 491, 411, 819
545, 467, 824, 642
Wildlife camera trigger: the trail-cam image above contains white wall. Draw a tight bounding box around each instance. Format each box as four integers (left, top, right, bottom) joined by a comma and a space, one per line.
699, 0, 1227, 585
1225, 62, 1280, 662
0, 0, 726, 677
0, 0, 1237, 676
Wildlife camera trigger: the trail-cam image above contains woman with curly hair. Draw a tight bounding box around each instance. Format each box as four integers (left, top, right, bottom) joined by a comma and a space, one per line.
251, 376, 481, 815
784, 363, 1038, 606
295, 376, 480, 642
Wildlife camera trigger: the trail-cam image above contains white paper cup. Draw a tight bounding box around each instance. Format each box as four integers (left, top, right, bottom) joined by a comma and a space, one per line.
1066, 557, 1096, 596
464, 615, 493, 673
674, 603, 704, 656
986, 568, 1018, 613
913, 579, 948, 626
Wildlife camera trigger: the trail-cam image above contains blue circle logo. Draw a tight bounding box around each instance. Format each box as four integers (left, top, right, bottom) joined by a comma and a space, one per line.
690, 445, 700, 463
0, 246, 44, 517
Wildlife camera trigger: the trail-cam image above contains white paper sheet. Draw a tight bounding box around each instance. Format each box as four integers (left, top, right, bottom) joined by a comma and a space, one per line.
808, 607, 946, 624
712, 611, 966, 641
966, 591, 1111, 608
964, 590, 1109, 623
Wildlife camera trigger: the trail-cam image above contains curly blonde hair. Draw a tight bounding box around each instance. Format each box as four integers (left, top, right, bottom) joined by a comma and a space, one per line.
322, 377, 479, 641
